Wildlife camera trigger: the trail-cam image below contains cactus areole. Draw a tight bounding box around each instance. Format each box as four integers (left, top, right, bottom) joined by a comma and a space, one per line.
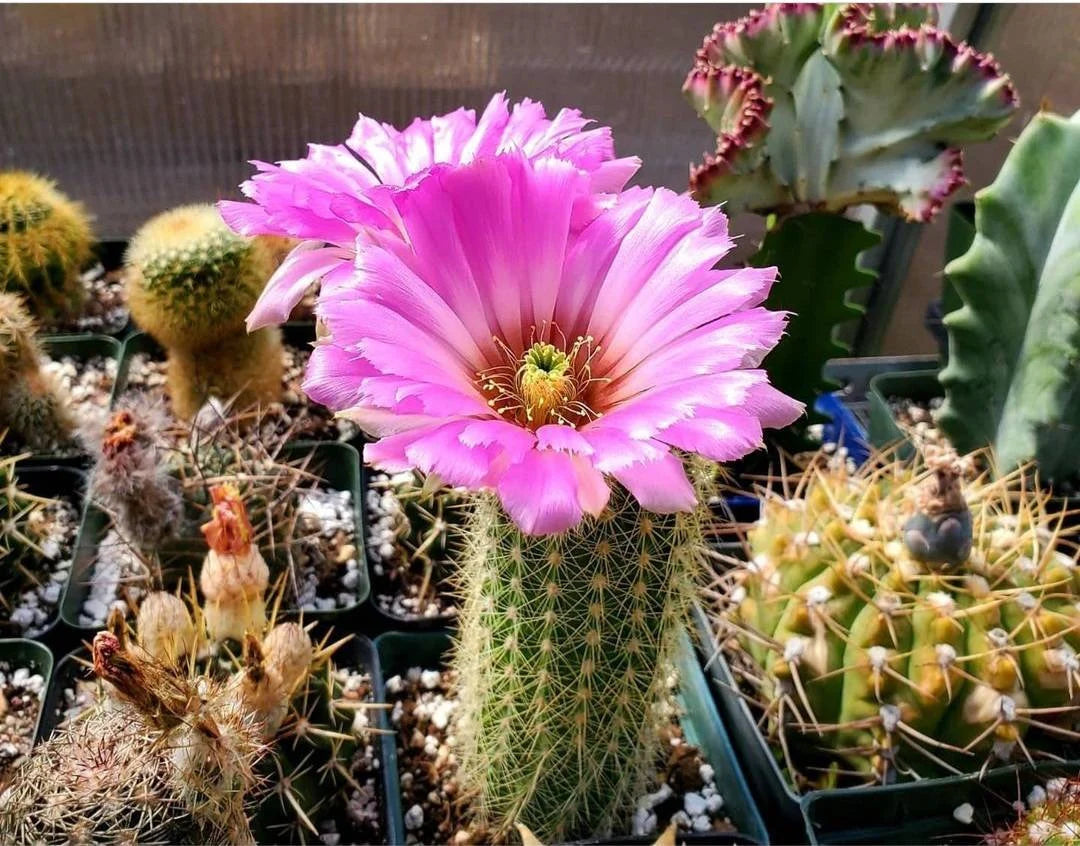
724, 447, 1080, 789
236, 131, 801, 839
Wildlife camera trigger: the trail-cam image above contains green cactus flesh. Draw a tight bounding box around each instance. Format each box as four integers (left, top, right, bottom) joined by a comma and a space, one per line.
684, 4, 1017, 221
727, 450, 1080, 788
452, 479, 708, 841
0, 292, 77, 451
0, 171, 92, 321
126, 204, 274, 351
937, 110, 1080, 483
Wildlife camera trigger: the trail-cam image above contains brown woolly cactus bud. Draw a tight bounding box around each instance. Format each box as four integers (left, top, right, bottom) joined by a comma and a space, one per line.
88, 396, 182, 550
136, 591, 197, 666
199, 484, 269, 644
903, 445, 974, 566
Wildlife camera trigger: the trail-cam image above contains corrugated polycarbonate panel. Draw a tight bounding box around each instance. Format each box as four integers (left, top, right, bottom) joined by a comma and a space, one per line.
0, 4, 750, 239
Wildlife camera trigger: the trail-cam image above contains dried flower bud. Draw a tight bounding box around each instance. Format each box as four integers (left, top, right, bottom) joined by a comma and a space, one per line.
199, 484, 269, 643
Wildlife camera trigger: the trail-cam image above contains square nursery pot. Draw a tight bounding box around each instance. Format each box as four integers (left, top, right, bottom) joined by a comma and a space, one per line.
10, 334, 123, 469
866, 368, 943, 455
0, 638, 54, 750
5, 465, 86, 646
39, 636, 387, 846
61, 440, 370, 636
692, 605, 1080, 845
802, 759, 1080, 845
375, 630, 768, 846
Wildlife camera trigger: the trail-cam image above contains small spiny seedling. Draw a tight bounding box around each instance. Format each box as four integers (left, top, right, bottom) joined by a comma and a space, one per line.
0, 291, 77, 451
0, 449, 59, 612
125, 204, 283, 419
985, 778, 1080, 845
715, 445, 1080, 789
0, 171, 92, 322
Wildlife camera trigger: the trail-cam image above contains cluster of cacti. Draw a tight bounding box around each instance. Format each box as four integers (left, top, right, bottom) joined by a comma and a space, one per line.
986, 778, 1080, 845
0, 451, 56, 597
0, 291, 77, 451
452, 464, 714, 842
936, 109, 1080, 484
684, 4, 1017, 221
88, 397, 183, 551
125, 204, 283, 419
0, 171, 92, 322
719, 445, 1080, 788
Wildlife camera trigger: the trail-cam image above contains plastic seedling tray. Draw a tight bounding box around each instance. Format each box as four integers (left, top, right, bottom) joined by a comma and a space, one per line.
375, 630, 768, 846
866, 368, 942, 454
10, 334, 123, 469
7, 465, 85, 647
61, 440, 369, 634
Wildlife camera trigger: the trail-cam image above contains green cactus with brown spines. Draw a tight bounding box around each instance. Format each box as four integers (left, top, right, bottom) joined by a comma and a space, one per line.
722, 447, 1080, 789
125, 204, 283, 419
0, 291, 77, 451
0, 171, 92, 322
452, 463, 713, 842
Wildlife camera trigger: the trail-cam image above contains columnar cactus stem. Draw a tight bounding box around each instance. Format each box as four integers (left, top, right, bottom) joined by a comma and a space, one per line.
453, 476, 708, 842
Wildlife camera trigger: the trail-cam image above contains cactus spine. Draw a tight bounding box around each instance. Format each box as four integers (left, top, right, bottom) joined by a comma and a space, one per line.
0, 451, 57, 590
453, 473, 709, 841
125, 204, 283, 419
986, 778, 1080, 845
0, 291, 76, 451
723, 447, 1080, 788
0, 171, 92, 321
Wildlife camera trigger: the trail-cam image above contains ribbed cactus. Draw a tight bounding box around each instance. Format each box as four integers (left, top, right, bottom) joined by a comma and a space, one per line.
453, 471, 710, 841
986, 778, 1080, 845
684, 4, 1017, 221
89, 398, 183, 551
125, 204, 283, 419
0, 291, 76, 451
0, 171, 92, 321
937, 110, 1080, 484
723, 446, 1080, 787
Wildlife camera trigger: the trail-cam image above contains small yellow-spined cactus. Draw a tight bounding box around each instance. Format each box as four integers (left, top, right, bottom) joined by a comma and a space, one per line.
199, 484, 270, 644
0, 291, 76, 450
136, 591, 197, 666
986, 778, 1080, 845
0, 171, 92, 322
125, 204, 283, 419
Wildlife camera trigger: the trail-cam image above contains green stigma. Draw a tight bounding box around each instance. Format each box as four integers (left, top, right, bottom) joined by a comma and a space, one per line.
518, 342, 573, 424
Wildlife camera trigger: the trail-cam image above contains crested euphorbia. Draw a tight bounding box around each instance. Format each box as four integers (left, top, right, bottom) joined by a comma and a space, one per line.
220, 92, 639, 328
684, 3, 1017, 221
199, 484, 269, 644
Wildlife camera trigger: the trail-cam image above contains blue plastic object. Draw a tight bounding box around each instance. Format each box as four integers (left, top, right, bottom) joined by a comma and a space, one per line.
814, 391, 870, 466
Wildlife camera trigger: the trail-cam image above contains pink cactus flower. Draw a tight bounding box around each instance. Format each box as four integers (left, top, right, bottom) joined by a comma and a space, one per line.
220, 92, 640, 330
304, 153, 802, 535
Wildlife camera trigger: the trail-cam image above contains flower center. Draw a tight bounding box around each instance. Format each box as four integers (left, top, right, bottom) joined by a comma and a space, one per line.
478, 332, 605, 430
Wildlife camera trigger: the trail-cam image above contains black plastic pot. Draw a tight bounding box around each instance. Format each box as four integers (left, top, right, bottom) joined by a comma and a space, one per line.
803, 759, 1080, 844
866, 368, 942, 454
5, 465, 86, 648
7, 334, 123, 469
692, 604, 1080, 845
35, 645, 91, 742
0, 638, 54, 749
375, 630, 768, 846
61, 440, 370, 635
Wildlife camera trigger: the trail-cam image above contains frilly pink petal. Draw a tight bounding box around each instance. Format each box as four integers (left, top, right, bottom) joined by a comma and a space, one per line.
611, 452, 698, 514
247, 244, 354, 331
496, 449, 604, 535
